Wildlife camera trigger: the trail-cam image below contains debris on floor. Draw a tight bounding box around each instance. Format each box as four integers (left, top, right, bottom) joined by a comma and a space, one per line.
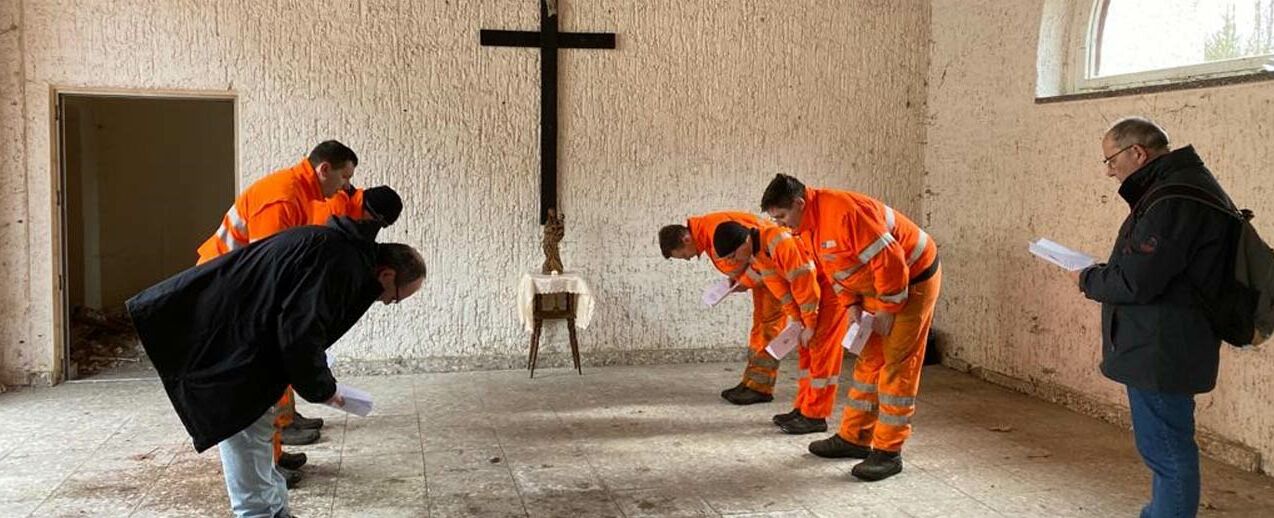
69, 306, 142, 378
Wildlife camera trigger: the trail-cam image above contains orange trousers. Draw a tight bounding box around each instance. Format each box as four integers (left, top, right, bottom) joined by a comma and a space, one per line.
837, 268, 942, 453
741, 287, 787, 394
272, 387, 296, 462
791, 284, 850, 419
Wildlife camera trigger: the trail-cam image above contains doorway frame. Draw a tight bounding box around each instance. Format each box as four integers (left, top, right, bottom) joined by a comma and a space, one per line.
49, 86, 239, 383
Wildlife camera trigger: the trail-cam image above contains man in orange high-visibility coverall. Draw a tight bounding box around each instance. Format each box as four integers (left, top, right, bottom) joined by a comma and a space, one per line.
762, 173, 941, 482
713, 221, 850, 434
660, 212, 788, 405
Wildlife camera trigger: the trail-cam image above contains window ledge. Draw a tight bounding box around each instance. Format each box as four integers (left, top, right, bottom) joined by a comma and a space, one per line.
1036, 70, 1274, 104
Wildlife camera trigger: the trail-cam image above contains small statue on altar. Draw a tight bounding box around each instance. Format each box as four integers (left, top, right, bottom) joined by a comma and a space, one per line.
541, 208, 565, 274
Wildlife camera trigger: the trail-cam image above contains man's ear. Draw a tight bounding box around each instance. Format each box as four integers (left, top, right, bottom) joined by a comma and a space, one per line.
378, 268, 397, 284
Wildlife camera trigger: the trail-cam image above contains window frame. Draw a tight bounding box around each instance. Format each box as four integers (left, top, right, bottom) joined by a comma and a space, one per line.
1075, 0, 1274, 93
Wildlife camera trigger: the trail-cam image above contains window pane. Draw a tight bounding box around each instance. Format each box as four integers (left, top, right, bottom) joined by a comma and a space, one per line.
1096, 0, 1274, 77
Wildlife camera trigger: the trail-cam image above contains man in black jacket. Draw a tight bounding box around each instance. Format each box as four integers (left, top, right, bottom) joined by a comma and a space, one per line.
127, 216, 425, 518
1078, 117, 1235, 518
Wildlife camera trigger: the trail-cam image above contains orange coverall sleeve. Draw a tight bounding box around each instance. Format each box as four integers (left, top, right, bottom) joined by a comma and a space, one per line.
772, 237, 820, 329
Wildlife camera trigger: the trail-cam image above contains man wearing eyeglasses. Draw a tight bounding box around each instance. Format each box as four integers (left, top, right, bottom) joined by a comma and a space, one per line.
1077, 116, 1237, 518
196, 141, 402, 486
128, 216, 426, 518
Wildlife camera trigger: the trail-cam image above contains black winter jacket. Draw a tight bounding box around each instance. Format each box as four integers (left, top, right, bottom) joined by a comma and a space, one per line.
127, 217, 384, 451
1080, 146, 1235, 394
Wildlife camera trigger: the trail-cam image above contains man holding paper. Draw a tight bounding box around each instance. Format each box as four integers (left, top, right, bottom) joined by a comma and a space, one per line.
1077, 117, 1238, 518
762, 174, 940, 482
659, 213, 788, 405
713, 221, 850, 435
127, 217, 426, 518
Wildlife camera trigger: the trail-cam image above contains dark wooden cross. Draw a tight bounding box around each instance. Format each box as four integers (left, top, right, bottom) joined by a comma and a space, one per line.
479, 0, 617, 224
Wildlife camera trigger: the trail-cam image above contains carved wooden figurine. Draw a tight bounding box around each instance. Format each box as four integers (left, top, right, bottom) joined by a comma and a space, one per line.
541, 208, 565, 274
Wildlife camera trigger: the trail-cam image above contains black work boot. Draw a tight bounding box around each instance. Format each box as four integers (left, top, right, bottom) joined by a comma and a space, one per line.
723, 386, 774, 405
778, 414, 827, 435
280, 466, 304, 489
278, 451, 308, 470
851, 450, 903, 481
772, 408, 801, 425
290, 412, 324, 430
281, 427, 320, 446
809, 434, 872, 459
720, 383, 746, 401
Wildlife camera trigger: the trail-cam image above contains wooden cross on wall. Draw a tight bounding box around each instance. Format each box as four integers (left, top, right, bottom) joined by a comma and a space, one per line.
479, 0, 617, 224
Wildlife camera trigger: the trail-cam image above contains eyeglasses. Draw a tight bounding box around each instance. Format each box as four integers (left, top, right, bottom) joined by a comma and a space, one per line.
1103, 145, 1134, 168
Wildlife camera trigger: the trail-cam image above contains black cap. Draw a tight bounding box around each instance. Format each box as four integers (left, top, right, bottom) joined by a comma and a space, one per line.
363, 186, 403, 227
713, 221, 751, 258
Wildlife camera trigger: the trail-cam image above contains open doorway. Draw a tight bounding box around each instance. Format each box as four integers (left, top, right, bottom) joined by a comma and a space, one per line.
57, 94, 236, 381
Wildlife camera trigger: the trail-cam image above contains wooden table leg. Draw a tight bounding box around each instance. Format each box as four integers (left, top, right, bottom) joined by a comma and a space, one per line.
567, 317, 581, 375
529, 317, 543, 378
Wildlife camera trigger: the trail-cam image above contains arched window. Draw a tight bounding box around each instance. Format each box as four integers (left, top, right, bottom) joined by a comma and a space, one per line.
1084, 0, 1273, 89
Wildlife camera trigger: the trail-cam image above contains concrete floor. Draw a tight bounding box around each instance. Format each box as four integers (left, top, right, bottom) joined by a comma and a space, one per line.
1, 362, 1272, 517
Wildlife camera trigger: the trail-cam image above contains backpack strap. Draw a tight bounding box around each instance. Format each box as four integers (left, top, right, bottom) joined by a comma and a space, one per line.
1134, 183, 1243, 221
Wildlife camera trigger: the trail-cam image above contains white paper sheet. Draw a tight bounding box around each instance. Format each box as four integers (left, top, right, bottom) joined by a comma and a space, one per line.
842, 312, 876, 355
702, 278, 740, 307
1029, 238, 1097, 272
325, 384, 374, 417
764, 322, 803, 360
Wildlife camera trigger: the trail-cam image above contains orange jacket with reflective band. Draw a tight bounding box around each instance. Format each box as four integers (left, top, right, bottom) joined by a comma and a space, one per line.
795, 188, 936, 314
312, 188, 364, 224
687, 212, 767, 289
195, 158, 327, 265
744, 226, 820, 328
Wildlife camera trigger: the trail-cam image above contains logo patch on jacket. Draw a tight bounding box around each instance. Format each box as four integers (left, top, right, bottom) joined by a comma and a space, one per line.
823, 240, 836, 249
1137, 236, 1159, 254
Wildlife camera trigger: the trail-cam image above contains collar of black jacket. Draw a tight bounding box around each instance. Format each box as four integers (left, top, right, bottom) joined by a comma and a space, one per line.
326, 215, 382, 243
1118, 145, 1204, 209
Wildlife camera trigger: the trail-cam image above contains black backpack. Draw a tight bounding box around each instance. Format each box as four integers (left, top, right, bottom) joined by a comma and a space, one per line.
1136, 184, 1274, 347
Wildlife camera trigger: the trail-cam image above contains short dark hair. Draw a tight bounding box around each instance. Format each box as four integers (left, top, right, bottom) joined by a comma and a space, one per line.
658, 224, 690, 259
308, 140, 359, 169
1106, 117, 1170, 152
376, 243, 426, 286
761, 174, 806, 211
712, 221, 751, 258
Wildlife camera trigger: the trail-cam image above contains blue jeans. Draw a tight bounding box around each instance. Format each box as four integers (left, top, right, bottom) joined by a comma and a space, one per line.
1127, 386, 1200, 518
218, 406, 290, 518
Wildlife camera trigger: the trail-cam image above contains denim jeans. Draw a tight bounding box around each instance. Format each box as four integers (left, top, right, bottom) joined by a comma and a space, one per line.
218, 405, 290, 518
1127, 385, 1200, 518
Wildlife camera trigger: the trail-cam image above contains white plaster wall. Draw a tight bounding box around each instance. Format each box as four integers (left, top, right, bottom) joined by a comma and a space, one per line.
926, 0, 1274, 472
1, 0, 32, 385
2, 0, 930, 383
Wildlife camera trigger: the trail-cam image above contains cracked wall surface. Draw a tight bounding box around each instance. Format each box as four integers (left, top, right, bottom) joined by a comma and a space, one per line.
1, 0, 930, 384
927, 0, 1274, 473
